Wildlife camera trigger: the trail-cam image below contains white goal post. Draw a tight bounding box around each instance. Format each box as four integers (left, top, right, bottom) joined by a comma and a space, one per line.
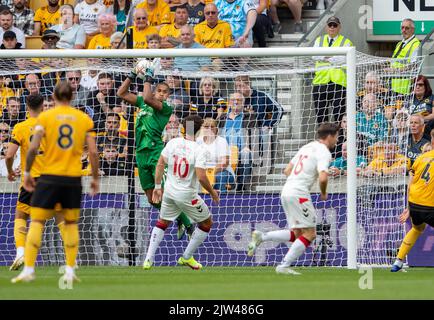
0, 47, 421, 269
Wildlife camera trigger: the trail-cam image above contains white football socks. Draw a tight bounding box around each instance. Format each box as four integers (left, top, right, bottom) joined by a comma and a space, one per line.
183, 228, 208, 260
145, 227, 165, 262
263, 230, 294, 243
281, 237, 310, 267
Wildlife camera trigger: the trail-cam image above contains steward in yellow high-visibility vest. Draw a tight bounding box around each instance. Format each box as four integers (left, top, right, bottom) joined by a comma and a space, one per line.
390, 18, 420, 95
312, 16, 353, 124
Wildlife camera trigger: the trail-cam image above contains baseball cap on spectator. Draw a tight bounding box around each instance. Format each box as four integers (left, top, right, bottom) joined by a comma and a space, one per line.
3, 30, 16, 40
326, 16, 341, 25
41, 29, 60, 41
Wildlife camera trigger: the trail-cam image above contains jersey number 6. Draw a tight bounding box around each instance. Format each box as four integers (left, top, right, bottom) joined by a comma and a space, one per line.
294, 155, 308, 175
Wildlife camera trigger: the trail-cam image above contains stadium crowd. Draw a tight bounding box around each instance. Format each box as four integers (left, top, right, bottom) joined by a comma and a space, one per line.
0, 0, 430, 192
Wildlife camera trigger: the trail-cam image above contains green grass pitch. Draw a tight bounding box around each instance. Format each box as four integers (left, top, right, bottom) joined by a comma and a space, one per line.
1, 266, 433, 299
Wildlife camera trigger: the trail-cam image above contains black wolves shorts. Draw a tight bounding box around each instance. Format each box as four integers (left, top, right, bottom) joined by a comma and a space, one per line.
409, 202, 434, 227
31, 175, 82, 209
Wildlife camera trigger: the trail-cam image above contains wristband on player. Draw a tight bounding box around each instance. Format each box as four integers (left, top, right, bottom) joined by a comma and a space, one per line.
24, 171, 30, 177
144, 75, 153, 84
154, 184, 162, 190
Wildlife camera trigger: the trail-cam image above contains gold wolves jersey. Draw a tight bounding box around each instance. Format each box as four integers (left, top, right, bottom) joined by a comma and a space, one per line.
35, 105, 94, 177
10, 117, 44, 181
409, 150, 434, 207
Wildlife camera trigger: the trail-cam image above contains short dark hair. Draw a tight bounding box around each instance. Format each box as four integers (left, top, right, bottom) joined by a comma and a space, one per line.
175, 3, 188, 10
6, 96, 20, 105
155, 82, 170, 91
54, 81, 73, 102
182, 115, 203, 137
106, 112, 121, 122
103, 143, 119, 151
26, 94, 44, 111
44, 95, 54, 102
317, 122, 340, 139
0, 9, 12, 16
98, 72, 113, 81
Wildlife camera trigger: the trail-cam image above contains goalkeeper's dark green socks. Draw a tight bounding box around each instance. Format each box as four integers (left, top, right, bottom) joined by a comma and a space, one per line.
178, 213, 192, 228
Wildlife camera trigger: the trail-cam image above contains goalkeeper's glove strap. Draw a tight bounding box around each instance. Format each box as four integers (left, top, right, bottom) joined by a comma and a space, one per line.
144, 75, 153, 83
128, 70, 137, 81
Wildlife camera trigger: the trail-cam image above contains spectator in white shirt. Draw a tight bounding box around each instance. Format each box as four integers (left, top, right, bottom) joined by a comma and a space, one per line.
51, 4, 86, 49
197, 117, 236, 193
74, 0, 106, 40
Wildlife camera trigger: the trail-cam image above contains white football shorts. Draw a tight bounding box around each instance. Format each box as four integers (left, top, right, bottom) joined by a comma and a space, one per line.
280, 192, 316, 229
159, 194, 211, 223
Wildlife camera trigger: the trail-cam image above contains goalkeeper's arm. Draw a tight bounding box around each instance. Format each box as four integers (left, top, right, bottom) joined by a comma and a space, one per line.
117, 77, 138, 106
143, 81, 164, 111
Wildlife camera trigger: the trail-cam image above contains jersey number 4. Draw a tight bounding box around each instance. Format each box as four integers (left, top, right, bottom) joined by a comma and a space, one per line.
173, 155, 189, 178
294, 155, 308, 175
421, 163, 431, 182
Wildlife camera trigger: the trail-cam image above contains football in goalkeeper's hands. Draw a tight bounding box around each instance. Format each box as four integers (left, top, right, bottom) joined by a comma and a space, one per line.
135, 59, 154, 80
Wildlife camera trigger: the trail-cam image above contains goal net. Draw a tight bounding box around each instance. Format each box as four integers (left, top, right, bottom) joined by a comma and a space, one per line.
0, 48, 424, 268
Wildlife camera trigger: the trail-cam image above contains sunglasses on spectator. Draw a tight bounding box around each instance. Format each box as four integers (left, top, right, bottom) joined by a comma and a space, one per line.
328, 23, 338, 28
416, 82, 425, 87
136, 17, 147, 20
205, 11, 217, 15
0, 129, 9, 133
68, 77, 80, 81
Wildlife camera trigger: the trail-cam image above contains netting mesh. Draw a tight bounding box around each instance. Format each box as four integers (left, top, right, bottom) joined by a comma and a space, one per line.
0, 50, 424, 267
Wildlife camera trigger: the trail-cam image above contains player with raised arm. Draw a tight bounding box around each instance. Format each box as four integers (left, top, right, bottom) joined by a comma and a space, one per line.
391, 129, 434, 272
117, 60, 195, 241
11, 82, 99, 283
248, 123, 339, 275
5, 94, 66, 271
143, 115, 219, 270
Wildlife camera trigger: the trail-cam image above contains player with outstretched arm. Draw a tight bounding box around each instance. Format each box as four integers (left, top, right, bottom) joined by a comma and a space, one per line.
248, 123, 339, 275
117, 60, 195, 243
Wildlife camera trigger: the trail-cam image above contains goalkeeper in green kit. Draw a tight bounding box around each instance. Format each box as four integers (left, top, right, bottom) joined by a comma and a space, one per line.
117, 59, 194, 246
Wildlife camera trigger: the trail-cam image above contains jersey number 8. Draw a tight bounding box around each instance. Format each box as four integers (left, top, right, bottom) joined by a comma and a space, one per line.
57, 124, 73, 149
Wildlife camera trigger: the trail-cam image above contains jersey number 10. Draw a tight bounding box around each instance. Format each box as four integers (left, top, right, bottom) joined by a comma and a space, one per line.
173, 155, 189, 178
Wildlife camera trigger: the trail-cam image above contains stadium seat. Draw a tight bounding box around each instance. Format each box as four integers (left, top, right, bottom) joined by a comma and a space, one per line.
230, 145, 238, 172
25, 36, 43, 49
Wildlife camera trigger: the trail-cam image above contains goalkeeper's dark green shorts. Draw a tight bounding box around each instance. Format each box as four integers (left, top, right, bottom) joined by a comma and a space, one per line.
136, 148, 164, 191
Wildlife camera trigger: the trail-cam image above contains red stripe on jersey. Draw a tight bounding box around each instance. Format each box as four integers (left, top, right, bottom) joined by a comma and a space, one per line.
191, 199, 199, 205
299, 198, 309, 204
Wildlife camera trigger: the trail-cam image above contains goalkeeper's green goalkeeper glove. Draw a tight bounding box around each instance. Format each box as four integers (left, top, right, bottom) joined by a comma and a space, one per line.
128, 69, 137, 81
143, 66, 154, 84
